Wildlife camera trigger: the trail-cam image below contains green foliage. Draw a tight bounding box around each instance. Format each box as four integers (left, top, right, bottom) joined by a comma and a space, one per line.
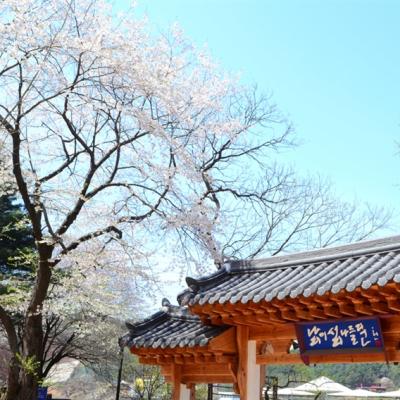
122, 353, 171, 399
15, 354, 40, 379
0, 195, 35, 271
0, 194, 36, 305
121, 354, 210, 400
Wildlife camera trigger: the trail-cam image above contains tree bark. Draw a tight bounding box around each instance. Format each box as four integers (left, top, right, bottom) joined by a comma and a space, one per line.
4, 246, 54, 400
4, 355, 20, 400
14, 375, 36, 400
0, 305, 21, 399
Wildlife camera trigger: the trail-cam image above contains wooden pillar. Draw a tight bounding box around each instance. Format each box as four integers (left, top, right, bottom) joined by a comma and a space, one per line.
236, 326, 262, 400
179, 384, 191, 400
236, 325, 249, 399
247, 340, 261, 400
189, 384, 196, 400
172, 364, 181, 400
172, 365, 193, 400
260, 365, 266, 399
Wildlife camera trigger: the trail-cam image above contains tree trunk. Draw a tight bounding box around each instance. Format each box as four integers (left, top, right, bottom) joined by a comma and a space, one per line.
5, 246, 53, 400
4, 355, 20, 400
19, 315, 44, 400
15, 374, 37, 400
3, 316, 44, 400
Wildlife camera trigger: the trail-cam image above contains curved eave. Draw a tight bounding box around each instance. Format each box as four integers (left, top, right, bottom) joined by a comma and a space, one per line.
189, 281, 400, 326
183, 235, 400, 309
121, 302, 229, 351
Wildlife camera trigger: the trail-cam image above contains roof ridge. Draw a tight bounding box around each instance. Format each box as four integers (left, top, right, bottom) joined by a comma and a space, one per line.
229, 235, 400, 272
125, 300, 200, 338
125, 310, 168, 337
182, 234, 400, 308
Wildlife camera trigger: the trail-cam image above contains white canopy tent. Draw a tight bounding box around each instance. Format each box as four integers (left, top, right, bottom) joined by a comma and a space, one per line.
295, 377, 350, 394
330, 389, 384, 398
264, 377, 400, 399
277, 388, 316, 396
265, 377, 349, 398
264, 387, 315, 396
371, 391, 400, 398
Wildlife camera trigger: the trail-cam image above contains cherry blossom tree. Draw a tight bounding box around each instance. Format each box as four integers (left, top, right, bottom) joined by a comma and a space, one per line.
0, 0, 391, 399
0, 1, 288, 397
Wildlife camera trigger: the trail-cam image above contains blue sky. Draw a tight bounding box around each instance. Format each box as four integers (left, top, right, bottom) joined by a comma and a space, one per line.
128, 0, 399, 219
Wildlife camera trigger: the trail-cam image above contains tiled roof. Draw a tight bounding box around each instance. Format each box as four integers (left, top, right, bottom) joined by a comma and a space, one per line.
120, 299, 228, 349
181, 235, 400, 307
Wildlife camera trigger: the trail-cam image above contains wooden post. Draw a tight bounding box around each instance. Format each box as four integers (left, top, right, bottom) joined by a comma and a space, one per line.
260, 365, 266, 399
247, 340, 261, 400
172, 365, 193, 400
236, 326, 249, 399
189, 384, 196, 400
236, 326, 262, 400
172, 364, 181, 400
180, 384, 191, 400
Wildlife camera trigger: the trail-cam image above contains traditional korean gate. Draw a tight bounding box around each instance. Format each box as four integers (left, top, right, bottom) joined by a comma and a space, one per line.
121, 235, 400, 400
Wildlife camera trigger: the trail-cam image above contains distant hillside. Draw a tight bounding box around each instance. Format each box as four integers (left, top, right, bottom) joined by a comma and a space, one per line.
47, 360, 116, 400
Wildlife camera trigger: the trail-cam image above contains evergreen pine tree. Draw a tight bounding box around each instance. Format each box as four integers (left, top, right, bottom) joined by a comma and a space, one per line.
0, 194, 35, 294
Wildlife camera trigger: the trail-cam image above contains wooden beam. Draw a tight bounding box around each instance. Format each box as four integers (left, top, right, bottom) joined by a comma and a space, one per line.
180, 362, 236, 384
138, 356, 157, 365
249, 324, 296, 341
181, 363, 232, 376
353, 302, 374, 316
369, 301, 390, 314
190, 283, 400, 329
280, 307, 300, 322
228, 362, 238, 385
181, 375, 234, 384
227, 313, 267, 327
258, 303, 287, 323
282, 299, 316, 321
267, 339, 292, 354
378, 284, 399, 297
336, 300, 357, 317
323, 306, 342, 318
236, 325, 249, 399
388, 299, 400, 312
210, 315, 224, 325
307, 305, 328, 320
161, 365, 171, 375
257, 350, 400, 365
307, 296, 343, 318
357, 287, 386, 301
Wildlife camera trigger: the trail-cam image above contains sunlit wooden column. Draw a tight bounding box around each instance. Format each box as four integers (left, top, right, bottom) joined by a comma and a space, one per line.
236, 326, 262, 399
247, 340, 261, 399
172, 364, 193, 400
179, 383, 191, 400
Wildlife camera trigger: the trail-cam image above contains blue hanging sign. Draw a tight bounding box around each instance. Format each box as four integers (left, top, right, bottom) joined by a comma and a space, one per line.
37, 386, 48, 400
296, 317, 384, 355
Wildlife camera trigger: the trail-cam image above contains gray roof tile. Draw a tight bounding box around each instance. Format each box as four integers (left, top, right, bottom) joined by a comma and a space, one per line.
120, 299, 228, 350
181, 235, 400, 307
